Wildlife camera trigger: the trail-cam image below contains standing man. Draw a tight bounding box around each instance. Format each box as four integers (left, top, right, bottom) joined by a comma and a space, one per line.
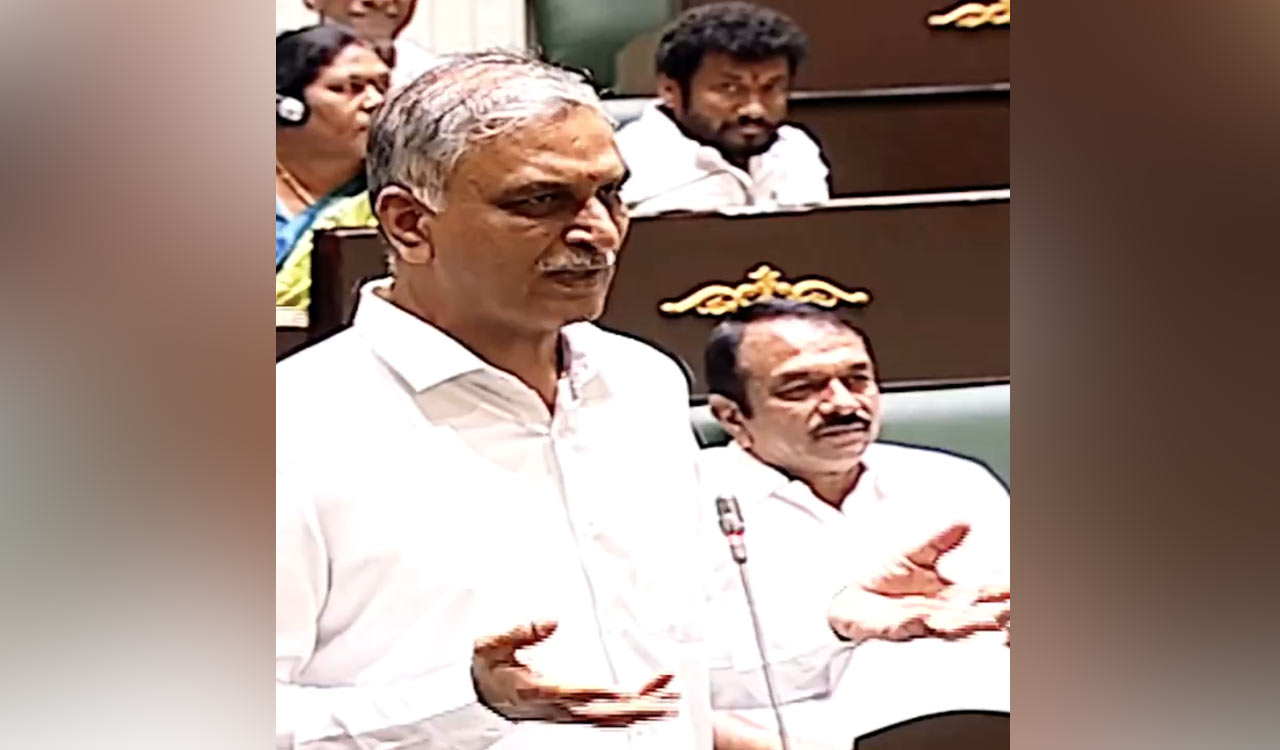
616, 1, 830, 214
303, 0, 437, 89
276, 52, 1006, 750
700, 301, 1010, 744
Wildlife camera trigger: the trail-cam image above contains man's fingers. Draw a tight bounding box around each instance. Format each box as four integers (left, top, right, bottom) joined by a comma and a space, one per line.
564, 695, 680, 727
638, 673, 674, 695
474, 620, 559, 663
515, 681, 627, 703
905, 523, 970, 569
975, 583, 1010, 602
940, 583, 1010, 604
924, 600, 1009, 637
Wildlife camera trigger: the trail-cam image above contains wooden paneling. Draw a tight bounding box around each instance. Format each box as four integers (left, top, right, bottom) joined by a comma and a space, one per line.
683, 0, 1008, 91
790, 87, 1008, 195
601, 193, 1009, 391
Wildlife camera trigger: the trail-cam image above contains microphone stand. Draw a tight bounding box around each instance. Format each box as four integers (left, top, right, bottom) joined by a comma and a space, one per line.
716, 496, 792, 750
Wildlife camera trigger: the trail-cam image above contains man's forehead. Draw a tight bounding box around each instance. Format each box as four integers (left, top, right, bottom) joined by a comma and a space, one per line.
740, 318, 868, 375
703, 51, 789, 80
317, 0, 415, 15
457, 107, 624, 186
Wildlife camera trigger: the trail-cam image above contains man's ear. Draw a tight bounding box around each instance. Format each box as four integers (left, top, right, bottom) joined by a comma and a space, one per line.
708, 394, 752, 449
655, 74, 682, 113
303, 0, 319, 11
374, 186, 435, 266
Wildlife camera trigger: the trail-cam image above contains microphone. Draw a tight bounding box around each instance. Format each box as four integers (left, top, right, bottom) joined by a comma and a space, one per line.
715, 495, 792, 750
715, 495, 747, 563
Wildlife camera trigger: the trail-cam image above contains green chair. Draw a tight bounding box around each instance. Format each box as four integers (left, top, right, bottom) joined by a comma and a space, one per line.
690, 381, 1010, 486
530, 0, 675, 90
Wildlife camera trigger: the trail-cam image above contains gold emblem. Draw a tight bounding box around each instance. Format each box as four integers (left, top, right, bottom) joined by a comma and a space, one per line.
927, 0, 1010, 28
658, 264, 871, 317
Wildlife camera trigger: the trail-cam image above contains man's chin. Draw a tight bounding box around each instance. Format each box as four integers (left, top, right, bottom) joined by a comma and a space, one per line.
810, 432, 872, 460
537, 294, 609, 329
720, 132, 778, 159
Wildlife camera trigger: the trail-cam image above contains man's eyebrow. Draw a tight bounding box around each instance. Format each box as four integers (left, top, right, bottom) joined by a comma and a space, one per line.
494, 180, 574, 199
499, 168, 629, 196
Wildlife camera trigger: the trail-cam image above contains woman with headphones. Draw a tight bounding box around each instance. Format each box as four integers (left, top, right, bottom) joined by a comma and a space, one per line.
275, 25, 389, 279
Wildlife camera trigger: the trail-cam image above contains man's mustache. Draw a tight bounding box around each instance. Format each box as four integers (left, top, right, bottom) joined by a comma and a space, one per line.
813, 410, 873, 434
728, 116, 775, 131
537, 247, 617, 273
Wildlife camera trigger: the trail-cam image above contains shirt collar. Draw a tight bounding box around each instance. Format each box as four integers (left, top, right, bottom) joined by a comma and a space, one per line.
353, 278, 605, 398
353, 279, 488, 392
723, 441, 886, 518
721, 441, 800, 501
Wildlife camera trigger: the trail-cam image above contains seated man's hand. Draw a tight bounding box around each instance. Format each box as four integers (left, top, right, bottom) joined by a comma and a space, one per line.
472, 620, 680, 727
828, 523, 1010, 643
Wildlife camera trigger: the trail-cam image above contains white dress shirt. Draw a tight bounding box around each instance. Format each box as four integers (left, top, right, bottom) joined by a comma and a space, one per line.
698, 442, 1011, 746
276, 281, 716, 749
615, 103, 830, 216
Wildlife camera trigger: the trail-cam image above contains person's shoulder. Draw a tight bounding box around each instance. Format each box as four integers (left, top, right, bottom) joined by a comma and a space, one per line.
276, 329, 380, 407
615, 105, 682, 148
277, 329, 404, 465
867, 441, 1005, 488
774, 124, 825, 158
696, 443, 749, 472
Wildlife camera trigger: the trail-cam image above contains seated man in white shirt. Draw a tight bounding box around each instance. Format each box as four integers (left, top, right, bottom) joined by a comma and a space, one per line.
304, 0, 436, 89
615, 1, 830, 214
699, 300, 1011, 746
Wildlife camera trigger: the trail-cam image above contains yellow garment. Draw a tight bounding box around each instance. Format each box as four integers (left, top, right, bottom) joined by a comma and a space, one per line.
276, 193, 378, 310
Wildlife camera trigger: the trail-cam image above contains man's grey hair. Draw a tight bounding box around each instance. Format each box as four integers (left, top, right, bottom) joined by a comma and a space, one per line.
367, 50, 613, 212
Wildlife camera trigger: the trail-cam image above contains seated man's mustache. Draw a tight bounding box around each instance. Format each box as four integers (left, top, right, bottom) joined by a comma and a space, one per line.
814, 410, 873, 433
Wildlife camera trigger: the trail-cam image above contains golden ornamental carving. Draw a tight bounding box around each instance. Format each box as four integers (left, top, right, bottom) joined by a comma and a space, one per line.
658, 265, 871, 317
927, 0, 1010, 28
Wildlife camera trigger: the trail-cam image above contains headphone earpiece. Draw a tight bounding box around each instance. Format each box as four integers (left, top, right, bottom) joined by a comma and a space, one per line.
276, 93, 309, 126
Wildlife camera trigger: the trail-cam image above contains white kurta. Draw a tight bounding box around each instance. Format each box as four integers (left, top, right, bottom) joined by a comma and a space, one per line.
276, 281, 715, 749
699, 442, 1011, 747
615, 104, 831, 216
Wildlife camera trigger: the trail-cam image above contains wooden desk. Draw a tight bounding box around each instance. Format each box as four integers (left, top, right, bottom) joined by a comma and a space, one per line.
276, 307, 310, 361
790, 86, 1008, 196
292, 191, 1008, 391
682, 0, 1008, 92
603, 190, 1009, 391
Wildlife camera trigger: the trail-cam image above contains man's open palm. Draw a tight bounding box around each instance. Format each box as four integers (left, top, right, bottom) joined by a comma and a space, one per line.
828, 523, 1010, 643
